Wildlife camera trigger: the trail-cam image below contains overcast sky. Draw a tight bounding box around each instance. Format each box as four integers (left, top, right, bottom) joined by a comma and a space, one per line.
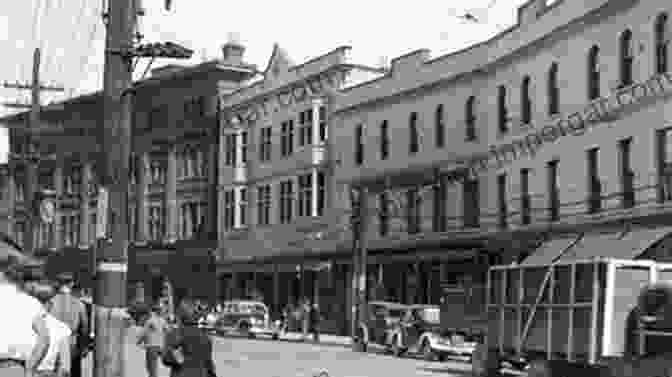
0, 0, 538, 163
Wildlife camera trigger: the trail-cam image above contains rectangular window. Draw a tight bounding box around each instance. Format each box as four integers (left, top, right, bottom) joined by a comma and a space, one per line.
521, 169, 531, 225
257, 185, 271, 225
378, 192, 389, 237
657, 128, 672, 202
279, 180, 294, 223
435, 105, 445, 148
587, 148, 601, 214
547, 160, 560, 221
355, 124, 364, 166
316, 171, 326, 217
281, 120, 294, 157
225, 134, 236, 166
463, 177, 480, 228
259, 127, 272, 162
297, 174, 313, 217
318, 106, 327, 142
150, 161, 166, 185
149, 204, 164, 241
409, 112, 419, 154
432, 180, 446, 233
239, 188, 247, 227
380, 121, 389, 160
406, 189, 420, 234
298, 109, 313, 147
619, 138, 635, 208
497, 174, 507, 228
224, 190, 235, 231
498, 86, 508, 134
240, 131, 248, 164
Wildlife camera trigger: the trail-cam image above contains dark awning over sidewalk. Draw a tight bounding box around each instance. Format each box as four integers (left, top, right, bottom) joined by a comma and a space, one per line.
521, 226, 672, 266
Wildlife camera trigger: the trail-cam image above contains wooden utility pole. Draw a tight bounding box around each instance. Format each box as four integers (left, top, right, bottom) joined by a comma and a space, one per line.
350, 187, 369, 351
94, 0, 135, 376
3, 47, 64, 254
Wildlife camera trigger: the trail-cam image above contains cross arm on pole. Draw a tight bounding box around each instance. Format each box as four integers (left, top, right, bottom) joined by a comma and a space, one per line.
3, 82, 65, 92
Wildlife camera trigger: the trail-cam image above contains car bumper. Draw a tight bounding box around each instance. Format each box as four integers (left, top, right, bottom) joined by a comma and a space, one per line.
431, 342, 477, 355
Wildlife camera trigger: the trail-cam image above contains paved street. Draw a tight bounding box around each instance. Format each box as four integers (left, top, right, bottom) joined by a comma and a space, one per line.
5, 327, 476, 377
80, 327, 473, 377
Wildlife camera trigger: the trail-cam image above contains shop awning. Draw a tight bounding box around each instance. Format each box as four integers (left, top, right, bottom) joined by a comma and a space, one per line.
521, 226, 672, 266
520, 235, 581, 266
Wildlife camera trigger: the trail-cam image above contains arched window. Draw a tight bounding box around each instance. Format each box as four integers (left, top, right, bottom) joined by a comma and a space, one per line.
588, 46, 601, 100
655, 13, 669, 74
620, 29, 634, 87
465, 96, 477, 141
409, 112, 419, 154
548, 63, 559, 115
435, 104, 445, 148
497, 86, 508, 133
521, 76, 532, 125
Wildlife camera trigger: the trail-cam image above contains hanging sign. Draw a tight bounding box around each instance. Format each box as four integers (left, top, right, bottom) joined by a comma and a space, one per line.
226, 71, 340, 125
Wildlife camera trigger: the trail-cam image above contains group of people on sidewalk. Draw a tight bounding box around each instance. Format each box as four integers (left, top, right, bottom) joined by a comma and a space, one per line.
0, 258, 90, 377
280, 298, 322, 342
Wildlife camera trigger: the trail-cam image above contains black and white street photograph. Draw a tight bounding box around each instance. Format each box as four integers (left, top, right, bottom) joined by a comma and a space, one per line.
2, 1, 672, 376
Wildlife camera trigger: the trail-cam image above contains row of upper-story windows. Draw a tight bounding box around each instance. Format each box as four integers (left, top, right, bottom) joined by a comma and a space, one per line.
371, 126, 672, 237
137, 96, 207, 132
222, 171, 327, 231
223, 105, 328, 166
354, 13, 670, 166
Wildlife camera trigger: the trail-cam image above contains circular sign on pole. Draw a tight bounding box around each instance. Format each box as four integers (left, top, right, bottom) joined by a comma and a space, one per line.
39, 198, 56, 224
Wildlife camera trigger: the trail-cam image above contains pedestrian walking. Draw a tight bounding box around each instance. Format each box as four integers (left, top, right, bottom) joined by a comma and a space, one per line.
309, 302, 321, 342
29, 279, 72, 377
301, 298, 311, 341
137, 304, 168, 377
49, 273, 89, 377
162, 298, 217, 377
0, 255, 51, 377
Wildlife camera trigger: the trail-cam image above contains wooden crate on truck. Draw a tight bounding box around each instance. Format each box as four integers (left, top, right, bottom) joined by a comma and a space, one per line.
472, 258, 672, 377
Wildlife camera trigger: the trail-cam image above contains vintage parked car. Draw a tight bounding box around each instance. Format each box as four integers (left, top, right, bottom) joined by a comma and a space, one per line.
387, 305, 478, 361
214, 300, 279, 339
359, 301, 408, 349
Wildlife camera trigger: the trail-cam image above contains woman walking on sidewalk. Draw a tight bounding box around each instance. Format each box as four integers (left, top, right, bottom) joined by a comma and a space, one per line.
309, 302, 321, 342
162, 298, 217, 377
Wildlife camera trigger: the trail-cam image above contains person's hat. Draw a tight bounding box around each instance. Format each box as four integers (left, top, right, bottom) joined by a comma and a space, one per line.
56, 272, 75, 285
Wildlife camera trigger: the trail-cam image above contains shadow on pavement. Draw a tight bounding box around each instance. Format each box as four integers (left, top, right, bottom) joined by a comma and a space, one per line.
417, 365, 474, 376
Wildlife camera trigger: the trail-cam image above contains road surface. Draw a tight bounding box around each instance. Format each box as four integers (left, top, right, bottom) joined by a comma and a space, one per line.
7, 328, 476, 377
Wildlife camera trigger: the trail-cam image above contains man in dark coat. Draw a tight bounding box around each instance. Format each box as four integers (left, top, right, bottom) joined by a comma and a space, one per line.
49, 273, 89, 377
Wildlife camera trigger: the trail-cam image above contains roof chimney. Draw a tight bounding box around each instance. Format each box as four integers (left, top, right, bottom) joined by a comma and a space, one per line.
222, 32, 245, 66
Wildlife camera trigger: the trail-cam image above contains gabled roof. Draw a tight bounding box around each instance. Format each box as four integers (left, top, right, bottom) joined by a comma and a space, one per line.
263, 44, 295, 79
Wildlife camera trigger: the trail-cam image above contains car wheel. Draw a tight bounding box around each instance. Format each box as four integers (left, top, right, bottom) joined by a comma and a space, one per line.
471, 344, 500, 377
271, 332, 279, 340
421, 340, 436, 362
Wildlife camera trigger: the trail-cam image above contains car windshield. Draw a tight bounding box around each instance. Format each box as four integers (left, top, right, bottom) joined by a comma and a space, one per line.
388, 309, 405, 319
238, 303, 267, 315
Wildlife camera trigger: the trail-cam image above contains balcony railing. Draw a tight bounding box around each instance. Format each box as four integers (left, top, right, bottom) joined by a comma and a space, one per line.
359, 180, 671, 243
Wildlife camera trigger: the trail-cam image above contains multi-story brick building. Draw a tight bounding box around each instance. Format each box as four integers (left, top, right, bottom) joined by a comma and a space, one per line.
332, 0, 672, 321
0, 40, 257, 303
216, 44, 382, 334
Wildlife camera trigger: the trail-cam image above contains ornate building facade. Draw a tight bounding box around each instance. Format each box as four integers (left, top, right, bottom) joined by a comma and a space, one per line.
216, 45, 383, 335
332, 0, 672, 328
0, 41, 257, 303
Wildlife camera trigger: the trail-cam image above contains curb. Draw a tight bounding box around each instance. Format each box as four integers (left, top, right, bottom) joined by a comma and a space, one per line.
212, 332, 353, 349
